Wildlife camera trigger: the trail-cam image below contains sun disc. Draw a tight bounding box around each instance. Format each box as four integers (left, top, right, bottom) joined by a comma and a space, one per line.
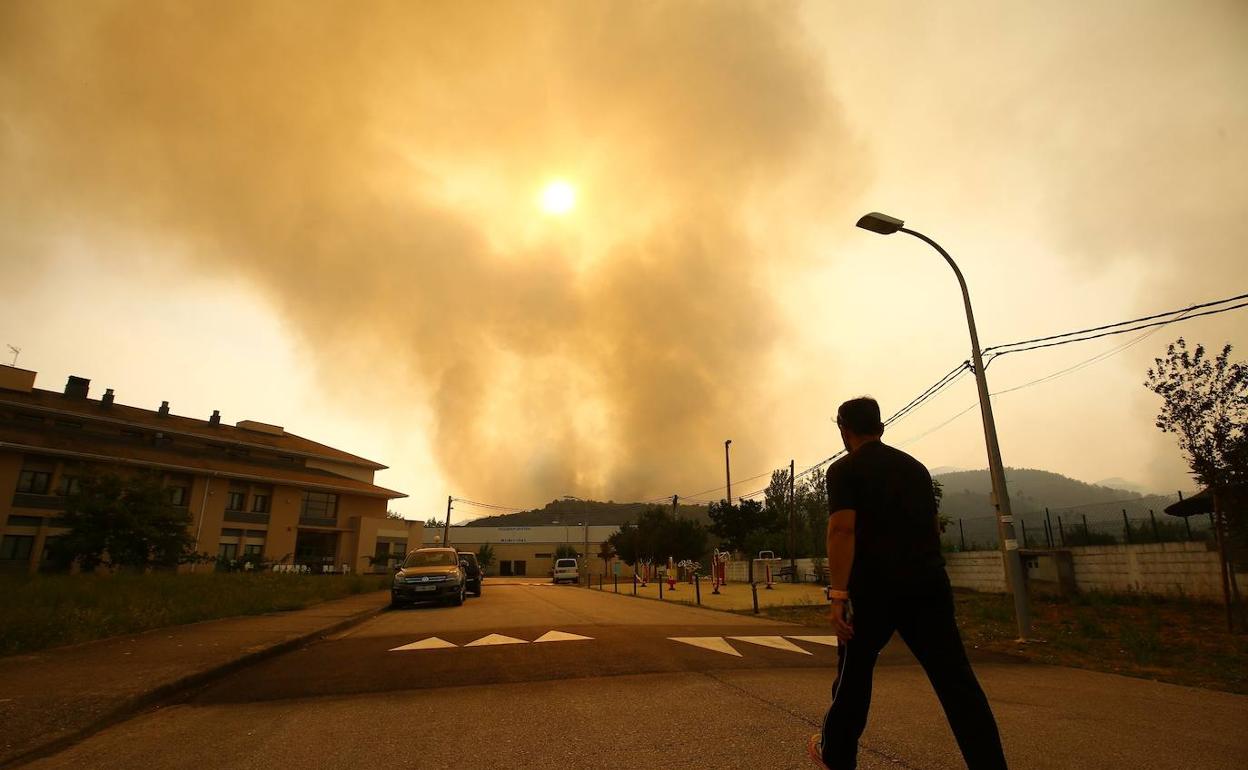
539, 180, 576, 215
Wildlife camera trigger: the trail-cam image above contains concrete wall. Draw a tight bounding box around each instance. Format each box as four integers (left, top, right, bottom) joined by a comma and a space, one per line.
1068, 541, 1228, 599
944, 551, 1009, 593
943, 543, 1242, 600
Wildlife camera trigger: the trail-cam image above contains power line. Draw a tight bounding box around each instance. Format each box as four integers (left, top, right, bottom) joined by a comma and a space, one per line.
982, 292, 1248, 355
984, 298, 1248, 363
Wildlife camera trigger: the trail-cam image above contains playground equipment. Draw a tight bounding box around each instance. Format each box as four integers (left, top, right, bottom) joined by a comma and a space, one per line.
711, 549, 730, 594
755, 550, 781, 590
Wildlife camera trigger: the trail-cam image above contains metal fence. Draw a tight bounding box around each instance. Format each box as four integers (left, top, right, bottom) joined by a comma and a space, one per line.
942, 494, 1217, 551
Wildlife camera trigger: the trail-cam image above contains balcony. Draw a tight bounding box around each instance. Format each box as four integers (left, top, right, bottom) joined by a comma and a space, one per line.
11, 493, 66, 511
224, 510, 270, 525
299, 516, 338, 528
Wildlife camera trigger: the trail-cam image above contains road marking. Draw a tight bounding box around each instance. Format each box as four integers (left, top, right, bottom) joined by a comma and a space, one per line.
669, 637, 743, 657
729, 636, 812, 655
389, 637, 457, 651
788, 635, 838, 648
464, 633, 529, 647
533, 630, 594, 643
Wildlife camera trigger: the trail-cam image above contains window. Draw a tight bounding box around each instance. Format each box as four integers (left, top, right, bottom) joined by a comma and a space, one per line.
242, 543, 262, 558
56, 476, 81, 496
251, 494, 271, 513
166, 486, 189, 506
17, 470, 52, 494
534, 553, 553, 558
6, 515, 43, 527
225, 491, 246, 512
220, 528, 244, 537
301, 492, 338, 519
1, 535, 35, 561
217, 542, 238, 560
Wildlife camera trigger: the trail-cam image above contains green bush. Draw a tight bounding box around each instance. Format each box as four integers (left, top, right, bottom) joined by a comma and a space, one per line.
0, 572, 389, 657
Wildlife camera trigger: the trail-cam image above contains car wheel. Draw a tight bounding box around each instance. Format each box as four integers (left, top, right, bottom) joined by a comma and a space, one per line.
473, 585, 482, 597
451, 585, 465, 606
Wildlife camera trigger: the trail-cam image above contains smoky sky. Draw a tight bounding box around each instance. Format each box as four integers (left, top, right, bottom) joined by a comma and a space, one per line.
1, 2, 859, 502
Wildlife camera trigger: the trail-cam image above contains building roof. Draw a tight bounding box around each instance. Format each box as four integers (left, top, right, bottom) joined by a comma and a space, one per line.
0, 385, 386, 470
0, 420, 405, 499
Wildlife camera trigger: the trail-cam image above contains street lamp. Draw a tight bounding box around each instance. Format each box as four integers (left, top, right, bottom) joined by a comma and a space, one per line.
724, 439, 733, 507
562, 495, 590, 586
856, 211, 1032, 640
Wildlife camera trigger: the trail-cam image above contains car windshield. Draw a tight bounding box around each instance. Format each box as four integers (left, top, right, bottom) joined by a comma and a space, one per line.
556, 559, 576, 568
404, 551, 456, 568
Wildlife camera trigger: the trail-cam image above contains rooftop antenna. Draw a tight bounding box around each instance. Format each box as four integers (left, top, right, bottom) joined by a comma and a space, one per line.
5, 345, 19, 367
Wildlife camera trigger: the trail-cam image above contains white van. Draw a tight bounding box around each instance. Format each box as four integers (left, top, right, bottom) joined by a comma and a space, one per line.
552, 558, 579, 584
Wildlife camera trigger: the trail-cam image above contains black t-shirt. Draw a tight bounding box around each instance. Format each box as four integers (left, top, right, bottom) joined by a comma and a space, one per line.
825, 441, 946, 596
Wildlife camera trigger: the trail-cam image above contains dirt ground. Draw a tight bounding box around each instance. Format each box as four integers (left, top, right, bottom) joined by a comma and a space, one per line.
754, 590, 1248, 694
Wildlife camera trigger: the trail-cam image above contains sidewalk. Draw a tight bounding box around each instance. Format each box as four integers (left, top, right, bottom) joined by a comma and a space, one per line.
0, 590, 389, 767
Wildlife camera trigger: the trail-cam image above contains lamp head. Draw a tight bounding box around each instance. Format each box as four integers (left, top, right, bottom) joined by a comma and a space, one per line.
856, 212, 904, 235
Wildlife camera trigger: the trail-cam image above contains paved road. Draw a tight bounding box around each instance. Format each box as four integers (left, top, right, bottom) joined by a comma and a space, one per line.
29, 583, 1248, 769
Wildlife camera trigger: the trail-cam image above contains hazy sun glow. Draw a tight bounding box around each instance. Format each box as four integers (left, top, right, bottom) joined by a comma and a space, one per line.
539, 179, 577, 215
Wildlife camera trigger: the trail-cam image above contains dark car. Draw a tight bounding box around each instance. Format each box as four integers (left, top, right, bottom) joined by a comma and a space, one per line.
391, 548, 466, 608
457, 551, 483, 597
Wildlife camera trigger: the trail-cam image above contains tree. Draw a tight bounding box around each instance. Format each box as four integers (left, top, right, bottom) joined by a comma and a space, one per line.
597, 540, 616, 575
607, 522, 641, 566
386, 510, 405, 521
554, 543, 580, 560
709, 498, 779, 582
51, 468, 195, 571
475, 543, 496, 571
424, 517, 442, 529
1145, 338, 1247, 630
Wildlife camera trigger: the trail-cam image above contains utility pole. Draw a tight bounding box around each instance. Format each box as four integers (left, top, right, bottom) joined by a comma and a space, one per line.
724, 439, 733, 507
443, 496, 453, 546
672, 494, 679, 517
789, 459, 796, 576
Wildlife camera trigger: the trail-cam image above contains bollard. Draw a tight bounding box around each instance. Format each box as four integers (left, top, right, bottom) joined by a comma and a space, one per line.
632, 574, 637, 596
615, 573, 619, 593
659, 577, 664, 601
765, 563, 774, 590
695, 574, 701, 605
751, 582, 759, 614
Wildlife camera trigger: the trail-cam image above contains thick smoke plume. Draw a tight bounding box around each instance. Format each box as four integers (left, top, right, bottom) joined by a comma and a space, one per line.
1, 2, 857, 502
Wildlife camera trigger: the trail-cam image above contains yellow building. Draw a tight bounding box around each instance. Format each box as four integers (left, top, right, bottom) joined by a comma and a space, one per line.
0, 366, 416, 574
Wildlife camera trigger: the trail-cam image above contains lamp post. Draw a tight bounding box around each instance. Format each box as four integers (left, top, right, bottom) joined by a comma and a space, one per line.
562, 495, 590, 586
855, 212, 1031, 640
724, 439, 733, 507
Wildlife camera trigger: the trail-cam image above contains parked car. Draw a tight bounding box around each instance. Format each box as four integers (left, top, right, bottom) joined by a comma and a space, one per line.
391, 547, 465, 607
457, 551, 483, 596
552, 558, 579, 584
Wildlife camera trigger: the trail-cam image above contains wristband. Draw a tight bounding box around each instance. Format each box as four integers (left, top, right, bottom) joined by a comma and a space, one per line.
826, 588, 849, 601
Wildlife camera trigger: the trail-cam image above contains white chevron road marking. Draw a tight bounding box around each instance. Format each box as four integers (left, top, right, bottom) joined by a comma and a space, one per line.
788, 635, 839, 648
669, 637, 743, 657
389, 637, 457, 651
464, 633, 529, 647
729, 636, 812, 655
533, 631, 594, 643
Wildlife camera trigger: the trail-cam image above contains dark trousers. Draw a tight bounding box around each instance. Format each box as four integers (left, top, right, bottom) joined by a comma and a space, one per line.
821, 581, 1007, 770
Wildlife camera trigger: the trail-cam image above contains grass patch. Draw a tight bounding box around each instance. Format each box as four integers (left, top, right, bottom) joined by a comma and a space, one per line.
751, 589, 1248, 694
0, 571, 390, 657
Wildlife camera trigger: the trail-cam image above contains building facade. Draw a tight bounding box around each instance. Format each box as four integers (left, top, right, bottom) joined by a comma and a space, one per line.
443, 524, 626, 578
0, 366, 417, 574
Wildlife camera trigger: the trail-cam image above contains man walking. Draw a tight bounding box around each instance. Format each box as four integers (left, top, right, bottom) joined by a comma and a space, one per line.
810, 397, 1007, 769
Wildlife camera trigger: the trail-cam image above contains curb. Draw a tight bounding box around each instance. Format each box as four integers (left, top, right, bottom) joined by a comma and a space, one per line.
1, 599, 388, 768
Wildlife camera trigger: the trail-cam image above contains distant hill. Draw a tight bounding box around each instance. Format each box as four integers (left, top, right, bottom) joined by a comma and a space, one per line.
934, 467, 1176, 521
460, 498, 711, 528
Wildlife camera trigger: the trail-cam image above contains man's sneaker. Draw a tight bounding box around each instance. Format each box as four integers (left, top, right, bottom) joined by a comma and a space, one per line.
807, 733, 831, 769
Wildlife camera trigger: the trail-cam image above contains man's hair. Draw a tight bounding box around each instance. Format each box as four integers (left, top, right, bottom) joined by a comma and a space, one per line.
837, 396, 884, 436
